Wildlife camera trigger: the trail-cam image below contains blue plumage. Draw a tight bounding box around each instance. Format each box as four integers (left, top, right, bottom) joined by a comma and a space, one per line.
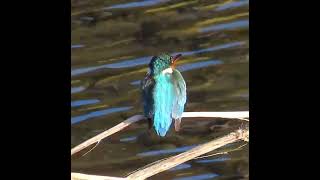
141, 53, 187, 137
153, 73, 175, 136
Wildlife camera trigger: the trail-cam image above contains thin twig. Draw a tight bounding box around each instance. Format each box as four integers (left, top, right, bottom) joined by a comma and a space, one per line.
237, 118, 249, 121
194, 142, 248, 159
82, 140, 101, 157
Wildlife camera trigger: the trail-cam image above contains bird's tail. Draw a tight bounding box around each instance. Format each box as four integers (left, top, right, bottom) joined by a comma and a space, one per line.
174, 118, 181, 132
153, 75, 175, 137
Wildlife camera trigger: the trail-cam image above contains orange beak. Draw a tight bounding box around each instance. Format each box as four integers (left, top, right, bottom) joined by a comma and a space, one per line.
171, 54, 182, 68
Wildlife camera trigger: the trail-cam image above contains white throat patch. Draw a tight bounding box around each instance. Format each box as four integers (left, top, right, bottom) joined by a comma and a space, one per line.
162, 67, 173, 74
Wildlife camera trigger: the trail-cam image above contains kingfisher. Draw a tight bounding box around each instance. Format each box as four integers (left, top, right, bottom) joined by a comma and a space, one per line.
141, 53, 187, 137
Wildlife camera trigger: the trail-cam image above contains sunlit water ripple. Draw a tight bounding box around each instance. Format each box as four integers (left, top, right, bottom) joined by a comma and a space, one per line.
71, 0, 248, 178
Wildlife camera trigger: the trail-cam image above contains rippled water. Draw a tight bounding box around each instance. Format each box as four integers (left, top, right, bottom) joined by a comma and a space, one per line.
71, 0, 249, 179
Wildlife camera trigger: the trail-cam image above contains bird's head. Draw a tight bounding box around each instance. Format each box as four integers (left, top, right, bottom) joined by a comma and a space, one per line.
148, 53, 182, 76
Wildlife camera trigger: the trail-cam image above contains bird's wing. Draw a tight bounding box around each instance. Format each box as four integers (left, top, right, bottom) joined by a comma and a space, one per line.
141, 73, 155, 119
153, 74, 175, 136
171, 69, 187, 131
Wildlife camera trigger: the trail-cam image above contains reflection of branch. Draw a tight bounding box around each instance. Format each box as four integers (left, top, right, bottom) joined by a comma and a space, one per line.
71, 111, 249, 156
71, 128, 249, 180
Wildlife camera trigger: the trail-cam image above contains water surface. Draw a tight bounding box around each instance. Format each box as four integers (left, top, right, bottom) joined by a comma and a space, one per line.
71, 0, 249, 179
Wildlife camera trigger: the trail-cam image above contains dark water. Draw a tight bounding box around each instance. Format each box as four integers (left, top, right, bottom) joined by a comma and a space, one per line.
71, 0, 249, 179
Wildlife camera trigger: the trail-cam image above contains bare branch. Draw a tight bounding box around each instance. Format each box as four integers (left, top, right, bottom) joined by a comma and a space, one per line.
71, 115, 145, 156
71, 128, 248, 180
71, 172, 127, 180
127, 128, 248, 180
182, 111, 249, 118
71, 112, 249, 156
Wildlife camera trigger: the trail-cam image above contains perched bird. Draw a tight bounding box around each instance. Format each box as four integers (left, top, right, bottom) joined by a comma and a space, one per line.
141, 53, 187, 137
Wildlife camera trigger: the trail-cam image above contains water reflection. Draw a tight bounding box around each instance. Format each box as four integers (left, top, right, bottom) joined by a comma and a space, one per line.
71, 106, 132, 124
130, 59, 223, 86
137, 145, 197, 157
71, 86, 86, 94
177, 60, 222, 72
195, 156, 231, 164
175, 41, 245, 57
71, 0, 249, 178
169, 163, 191, 171
104, 0, 169, 10
216, 0, 249, 11
173, 173, 219, 180
71, 56, 151, 76
71, 99, 100, 107
120, 136, 137, 142
71, 41, 244, 77
71, 44, 85, 49
200, 20, 248, 33
130, 80, 141, 86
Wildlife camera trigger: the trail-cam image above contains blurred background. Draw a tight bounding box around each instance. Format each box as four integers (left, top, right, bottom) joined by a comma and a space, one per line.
71, 0, 249, 179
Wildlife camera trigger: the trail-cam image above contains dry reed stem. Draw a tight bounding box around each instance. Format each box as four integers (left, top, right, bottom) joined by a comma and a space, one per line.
182, 111, 249, 118
127, 128, 248, 180
71, 173, 127, 180
71, 111, 249, 156
71, 128, 249, 180
71, 115, 145, 156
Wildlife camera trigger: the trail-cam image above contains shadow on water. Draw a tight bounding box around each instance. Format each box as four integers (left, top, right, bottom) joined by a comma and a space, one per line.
71, 0, 248, 179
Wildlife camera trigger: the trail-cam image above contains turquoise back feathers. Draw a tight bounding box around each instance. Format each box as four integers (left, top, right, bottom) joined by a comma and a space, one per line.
141, 53, 187, 137
153, 73, 175, 136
